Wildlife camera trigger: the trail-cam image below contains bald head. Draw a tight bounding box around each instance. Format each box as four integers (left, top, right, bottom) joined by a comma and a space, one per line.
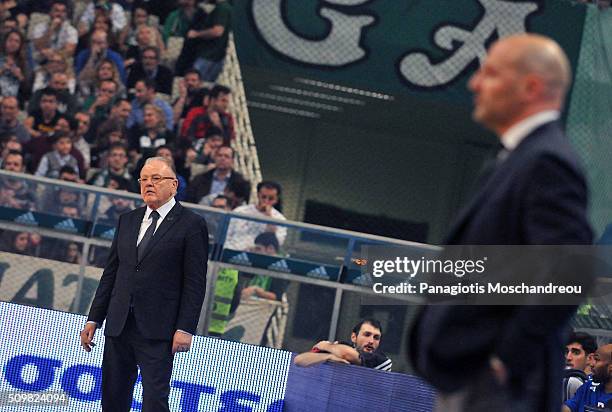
469, 33, 572, 134
497, 34, 571, 102
598, 344, 612, 361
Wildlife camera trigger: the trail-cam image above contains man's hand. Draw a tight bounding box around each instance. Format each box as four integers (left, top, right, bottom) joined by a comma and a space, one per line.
490, 356, 508, 385
172, 331, 192, 355
209, 111, 222, 128
178, 79, 187, 98
187, 30, 199, 39
80, 323, 97, 352
50, 17, 62, 30
313, 340, 332, 351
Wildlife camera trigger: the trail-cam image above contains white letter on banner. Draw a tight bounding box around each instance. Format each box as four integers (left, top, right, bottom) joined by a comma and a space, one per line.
399, 0, 539, 87
251, 0, 375, 66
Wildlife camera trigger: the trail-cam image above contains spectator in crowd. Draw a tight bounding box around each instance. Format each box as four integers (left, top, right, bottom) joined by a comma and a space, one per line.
0, 3, 27, 30
0, 16, 19, 39
177, 0, 231, 82
24, 87, 62, 171
127, 78, 173, 130
223, 178, 251, 210
77, 58, 124, 106
163, 0, 206, 44
173, 69, 208, 124
72, 112, 92, 170
0, 230, 37, 256
181, 84, 234, 144
29, 72, 77, 116
31, 51, 75, 94
30, 0, 77, 64
92, 123, 127, 168
24, 87, 60, 139
0, 137, 23, 167
0, 96, 29, 143
126, 45, 173, 95
186, 126, 223, 169
128, 103, 174, 160
152, 145, 186, 200
42, 165, 87, 214
294, 318, 392, 371
225, 181, 287, 250
567, 332, 597, 375
89, 97, 131, 143
239, 232, 288, 301
78, 0, 127, 37
0, 150, 36, 210
89, 142, 136, 191
119, 3, 164, 53
75, 30, 126, 85
35, 133, 79, 179
53, 115, 88, 179
563, 332, 598, 402
564, 344, 612, 412
82, 12, 119, 54
0, 29, 29, 104
98, 175, 135, 224
83, 79, 119, 123
124, 25, 164, 68
211, 194, 231, 210
185, 145, 244, 204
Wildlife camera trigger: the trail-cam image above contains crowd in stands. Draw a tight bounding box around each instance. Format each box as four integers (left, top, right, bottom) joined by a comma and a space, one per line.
0, 0, 288, 265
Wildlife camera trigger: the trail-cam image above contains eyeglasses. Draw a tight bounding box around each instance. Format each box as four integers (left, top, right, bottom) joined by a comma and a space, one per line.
138, 175, 176, 185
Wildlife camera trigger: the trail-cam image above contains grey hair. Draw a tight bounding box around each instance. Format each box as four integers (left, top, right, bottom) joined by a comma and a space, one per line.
144, 156, 176, 176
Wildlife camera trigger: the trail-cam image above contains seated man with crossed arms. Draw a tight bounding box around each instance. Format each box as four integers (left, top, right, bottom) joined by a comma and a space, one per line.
294, 318, 392, 371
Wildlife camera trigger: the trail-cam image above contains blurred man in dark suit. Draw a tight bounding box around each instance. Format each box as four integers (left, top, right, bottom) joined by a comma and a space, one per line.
80, 157, 208, 411
409, 34, 593, 412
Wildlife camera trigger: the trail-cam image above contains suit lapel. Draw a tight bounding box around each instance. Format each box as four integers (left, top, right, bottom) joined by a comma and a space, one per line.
137, 202, 183, 263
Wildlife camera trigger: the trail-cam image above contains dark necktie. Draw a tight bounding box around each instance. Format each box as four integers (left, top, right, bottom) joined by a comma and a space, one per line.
138, 211, 159, 261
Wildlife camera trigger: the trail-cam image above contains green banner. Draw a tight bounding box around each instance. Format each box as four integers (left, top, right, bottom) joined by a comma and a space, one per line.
234, 0, 586, 101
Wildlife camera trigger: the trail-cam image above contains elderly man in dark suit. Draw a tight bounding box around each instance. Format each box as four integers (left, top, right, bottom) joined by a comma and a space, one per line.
409, 34, 593, 412
80, 157, 208, 411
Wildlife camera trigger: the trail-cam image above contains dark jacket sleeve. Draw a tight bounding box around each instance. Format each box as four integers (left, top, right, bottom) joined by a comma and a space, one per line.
495, 154, 593, 383
87, 213, 122, 324
175, 213, 209, 334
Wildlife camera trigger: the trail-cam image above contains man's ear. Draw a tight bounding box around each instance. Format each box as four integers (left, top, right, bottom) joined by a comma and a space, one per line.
350, 332, 357, 344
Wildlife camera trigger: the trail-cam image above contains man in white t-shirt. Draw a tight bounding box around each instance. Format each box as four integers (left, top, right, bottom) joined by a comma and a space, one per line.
225, 181, 287, 251
31, 0, 77, 61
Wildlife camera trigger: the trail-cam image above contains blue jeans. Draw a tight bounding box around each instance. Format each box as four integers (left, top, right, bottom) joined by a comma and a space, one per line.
193, 57, 224, 82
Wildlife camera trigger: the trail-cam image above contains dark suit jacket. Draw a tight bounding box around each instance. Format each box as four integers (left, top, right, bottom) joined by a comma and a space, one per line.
185, 168, 246, 204
409, 121, 593, 410
127, 63, 174, 96
88, 202, 208, 340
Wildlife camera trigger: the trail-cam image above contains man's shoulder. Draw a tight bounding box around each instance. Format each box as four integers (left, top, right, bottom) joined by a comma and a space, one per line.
232, 204, 256, 215
270, 208, 286, 220
155, 98, 172, 110
192, 168, 215, 182
361, 350, 392, 371
176, 203, 208, 227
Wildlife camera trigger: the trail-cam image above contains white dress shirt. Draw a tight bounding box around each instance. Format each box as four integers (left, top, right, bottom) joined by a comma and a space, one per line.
137, 197, 176, 245
500, 110, 560, 151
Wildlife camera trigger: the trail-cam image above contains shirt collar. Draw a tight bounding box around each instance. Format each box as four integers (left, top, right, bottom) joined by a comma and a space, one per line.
500, 110, 560, 151
213, 169, 231, 181
145, 197, 176, 221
